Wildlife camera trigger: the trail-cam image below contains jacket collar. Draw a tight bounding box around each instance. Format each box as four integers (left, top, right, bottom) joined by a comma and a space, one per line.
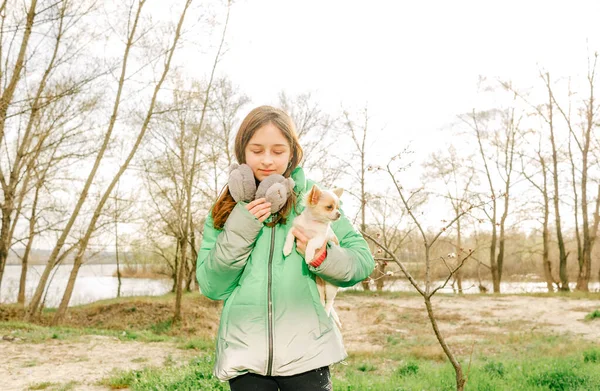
291, 166, 307, 194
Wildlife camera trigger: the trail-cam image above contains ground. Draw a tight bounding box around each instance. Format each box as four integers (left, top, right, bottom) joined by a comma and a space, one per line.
0, 293, 598, 390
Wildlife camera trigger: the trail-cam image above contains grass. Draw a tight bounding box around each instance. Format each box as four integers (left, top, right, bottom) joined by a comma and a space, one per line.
584, 348, 600, 363
27, 382, 56, 390
100, 355, 228, 391
26, 382, 78, 391
585, 309, 600, 320
0, 320, 173, 343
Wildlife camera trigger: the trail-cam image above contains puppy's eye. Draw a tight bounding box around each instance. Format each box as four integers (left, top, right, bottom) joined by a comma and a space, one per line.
326, 205, 333, 210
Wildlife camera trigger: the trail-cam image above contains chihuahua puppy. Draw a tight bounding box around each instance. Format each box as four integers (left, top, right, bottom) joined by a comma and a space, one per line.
283, 184, 344, 329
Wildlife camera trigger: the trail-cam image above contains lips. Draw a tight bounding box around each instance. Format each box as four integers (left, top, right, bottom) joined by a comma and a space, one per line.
260, 169, 275, 174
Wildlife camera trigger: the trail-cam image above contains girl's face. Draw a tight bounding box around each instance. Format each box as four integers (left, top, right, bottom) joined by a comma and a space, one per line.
245, 122, 292, 182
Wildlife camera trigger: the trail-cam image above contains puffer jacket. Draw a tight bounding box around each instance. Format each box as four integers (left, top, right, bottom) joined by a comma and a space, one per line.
197, 166, 375, 381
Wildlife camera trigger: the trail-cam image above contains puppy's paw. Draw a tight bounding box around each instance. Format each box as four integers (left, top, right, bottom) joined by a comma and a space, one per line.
283, 242, 293, 256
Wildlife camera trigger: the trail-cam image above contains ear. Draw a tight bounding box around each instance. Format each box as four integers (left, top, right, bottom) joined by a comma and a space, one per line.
308, 184, 322, 205
332, 188, 344, 198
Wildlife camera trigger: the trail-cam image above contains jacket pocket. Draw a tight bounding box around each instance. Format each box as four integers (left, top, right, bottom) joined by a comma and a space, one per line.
220, 286, 240, 341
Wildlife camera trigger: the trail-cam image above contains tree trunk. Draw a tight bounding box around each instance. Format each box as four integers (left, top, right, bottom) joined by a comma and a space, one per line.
455, 217, 463, 294
496, 132, 514, 288
424, 297, 466, 391
540, 158, 554, 292
548, 107, 569, 291
189, 227, 198, 292
575, 61, 595, 292
472, 110, 500, 293
115, 206, 122, 299
18, 179, 41, 304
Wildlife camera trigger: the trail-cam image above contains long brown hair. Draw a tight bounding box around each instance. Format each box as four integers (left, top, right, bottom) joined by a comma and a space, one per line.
212, 106, 304, 229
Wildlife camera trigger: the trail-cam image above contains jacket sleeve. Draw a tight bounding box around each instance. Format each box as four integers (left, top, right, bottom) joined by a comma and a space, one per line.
196, 203, 263, 300
307, 208, 375, 287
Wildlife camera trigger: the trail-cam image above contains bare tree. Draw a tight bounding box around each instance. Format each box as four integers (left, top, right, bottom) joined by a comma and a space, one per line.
460, 104, 514, 293
573, 54, 600, 291
540, 73, 572, 291
50, 0, 194, 324
24, 0, 146, 320
0, 0, 61, 290
520, 137, 558, 292
14, 89, 93, 303
108, 174, 137, 298
505, 73, 568, 291
337, 107, 375, 289
209, 77, 249, 168
548, 57, 600, 292
279, 91, 341, 187
174, 0, 231, 323
422, 145, 478, 293
23, 0, 193, 322
368, 194, 419, 290
362, 155, 489, 391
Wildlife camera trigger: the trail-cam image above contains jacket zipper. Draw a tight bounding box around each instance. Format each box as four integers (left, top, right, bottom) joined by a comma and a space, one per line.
266, 225, 276, 376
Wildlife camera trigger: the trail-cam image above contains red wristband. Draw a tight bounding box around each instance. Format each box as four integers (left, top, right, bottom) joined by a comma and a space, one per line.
309, 248, 327, 268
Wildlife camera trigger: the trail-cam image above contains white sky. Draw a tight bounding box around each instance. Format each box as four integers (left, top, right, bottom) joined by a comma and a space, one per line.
214, 0, 600, 163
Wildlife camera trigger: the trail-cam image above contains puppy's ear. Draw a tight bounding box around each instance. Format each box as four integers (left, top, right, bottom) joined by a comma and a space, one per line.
332, 188, 344, 198
308, 184, 322, 205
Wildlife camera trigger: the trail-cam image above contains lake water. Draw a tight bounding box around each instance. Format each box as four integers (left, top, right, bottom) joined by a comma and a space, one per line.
0, 264, 172, 308
1, 264, 598, 307
349, 278, 600, 294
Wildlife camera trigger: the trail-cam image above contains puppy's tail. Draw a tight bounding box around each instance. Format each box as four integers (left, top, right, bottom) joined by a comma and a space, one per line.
330, 307, 342, 330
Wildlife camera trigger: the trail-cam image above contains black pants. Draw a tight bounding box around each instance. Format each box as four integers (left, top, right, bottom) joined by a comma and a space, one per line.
229, 366, 331, 391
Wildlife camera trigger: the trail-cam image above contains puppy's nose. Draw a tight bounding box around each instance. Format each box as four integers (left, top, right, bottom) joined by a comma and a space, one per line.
335, 211, 341, 219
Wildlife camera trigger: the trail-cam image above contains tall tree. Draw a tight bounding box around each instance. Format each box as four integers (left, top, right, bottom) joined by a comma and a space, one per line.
51, 0, 194, 324
362, 154, 491, 391
548, 57, 600, 291
422, 145, 478, 293
506, 73, 568, 291
174, 0, 231, 323
461, 93, 518, 294
338, 106, 377, 290
279, 91, 341, 187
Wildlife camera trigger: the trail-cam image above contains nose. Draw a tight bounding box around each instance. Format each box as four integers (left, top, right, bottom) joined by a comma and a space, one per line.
262, 152, 274, 166
334, 211, 341, 219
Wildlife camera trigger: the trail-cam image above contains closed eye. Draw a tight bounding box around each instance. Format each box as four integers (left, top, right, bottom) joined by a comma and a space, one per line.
326, 205, 333, 210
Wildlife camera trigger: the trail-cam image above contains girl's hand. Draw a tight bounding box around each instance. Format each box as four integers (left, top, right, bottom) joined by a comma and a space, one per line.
291, 227, 327, 261
246, 198, 271, 223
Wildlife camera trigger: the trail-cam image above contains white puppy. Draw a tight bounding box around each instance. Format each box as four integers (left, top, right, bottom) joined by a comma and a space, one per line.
283, 184, 343, 329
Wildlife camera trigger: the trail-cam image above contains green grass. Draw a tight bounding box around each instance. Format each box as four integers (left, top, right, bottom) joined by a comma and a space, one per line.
585, 309, 600, 320
99, 355, 228, 391
26, 382, 78, 391
584, 348, 600, 363
177, 337, 214, 351
330, 355, 600, 391
27, 382, 56, 390
0, 321, 172, 343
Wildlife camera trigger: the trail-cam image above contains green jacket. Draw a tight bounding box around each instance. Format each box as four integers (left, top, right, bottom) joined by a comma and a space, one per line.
197, 167, 375, 381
